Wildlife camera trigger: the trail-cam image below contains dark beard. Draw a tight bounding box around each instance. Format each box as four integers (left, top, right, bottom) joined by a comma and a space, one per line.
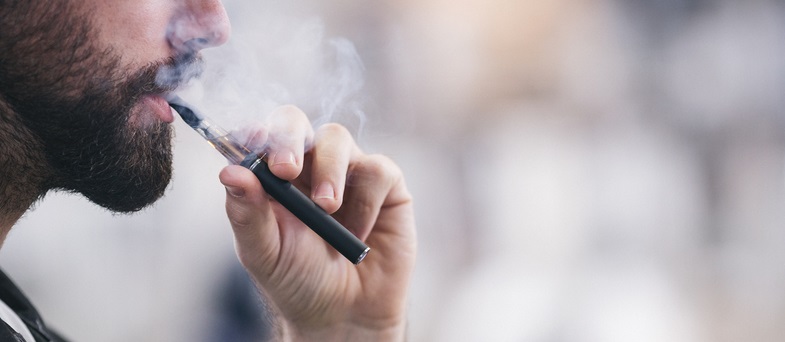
0, 1, 190, 213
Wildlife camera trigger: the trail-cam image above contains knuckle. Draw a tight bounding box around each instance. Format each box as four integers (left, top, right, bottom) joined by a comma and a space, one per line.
225, 201, 253, 228
315, 153, 341, 167
359, 154, 401, 181
272, 104, 304, 117
268, 105, 311, 129
318, 122, 352, 139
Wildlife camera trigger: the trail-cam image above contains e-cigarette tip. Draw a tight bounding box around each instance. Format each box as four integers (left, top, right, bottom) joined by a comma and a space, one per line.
355, 247, 371, 265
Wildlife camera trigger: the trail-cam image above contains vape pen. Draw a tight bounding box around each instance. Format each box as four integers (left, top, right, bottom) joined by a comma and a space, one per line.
167, 95, 370, 264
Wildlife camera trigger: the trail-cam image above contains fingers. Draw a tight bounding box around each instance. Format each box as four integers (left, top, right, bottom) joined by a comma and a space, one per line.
219, 165, 280, 276
334, 154, 406, 241
231, 121, 268, 153
227, 107, 407, 255
266, 105, 314, 180
309, 123, 359, 214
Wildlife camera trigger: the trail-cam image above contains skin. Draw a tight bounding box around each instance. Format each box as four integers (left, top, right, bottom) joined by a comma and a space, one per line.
222, 109, 417, 341
0, 0, 416, 341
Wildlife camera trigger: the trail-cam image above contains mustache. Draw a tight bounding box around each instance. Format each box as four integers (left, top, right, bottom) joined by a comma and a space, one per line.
128, 52, 204, 97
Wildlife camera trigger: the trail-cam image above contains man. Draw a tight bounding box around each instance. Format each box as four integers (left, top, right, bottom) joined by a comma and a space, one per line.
0, 1, 416, 341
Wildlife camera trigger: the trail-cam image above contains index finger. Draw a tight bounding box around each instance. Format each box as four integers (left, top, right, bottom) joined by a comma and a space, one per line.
265, 105, 314, 180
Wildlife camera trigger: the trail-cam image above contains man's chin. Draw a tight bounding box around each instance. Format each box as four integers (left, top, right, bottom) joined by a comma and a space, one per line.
55, 121, 176, 214
78, 164, 173, 214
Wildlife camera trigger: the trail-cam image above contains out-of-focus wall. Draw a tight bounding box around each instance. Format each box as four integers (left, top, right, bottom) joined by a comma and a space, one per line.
2, 0, 785, 341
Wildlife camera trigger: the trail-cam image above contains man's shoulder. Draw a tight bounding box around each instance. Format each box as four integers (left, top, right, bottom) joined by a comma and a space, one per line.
0, 269, 69, 342
0, 319, 27, 342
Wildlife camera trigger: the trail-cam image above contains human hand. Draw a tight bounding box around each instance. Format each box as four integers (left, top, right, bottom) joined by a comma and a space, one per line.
218, 106, 417, 341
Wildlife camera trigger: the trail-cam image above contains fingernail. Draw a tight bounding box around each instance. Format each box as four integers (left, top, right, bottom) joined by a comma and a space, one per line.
225, 186, 245, 198
313, 182, 335, 200
271, 151, 296, 166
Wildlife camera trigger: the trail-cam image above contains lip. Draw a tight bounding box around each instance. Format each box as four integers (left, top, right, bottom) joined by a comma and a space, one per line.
141, 94, 174, 123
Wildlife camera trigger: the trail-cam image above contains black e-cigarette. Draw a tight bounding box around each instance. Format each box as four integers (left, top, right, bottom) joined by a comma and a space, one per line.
168, 96, 370, 264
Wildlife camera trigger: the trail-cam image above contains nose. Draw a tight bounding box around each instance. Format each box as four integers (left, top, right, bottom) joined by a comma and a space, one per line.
168, 0, 232, 53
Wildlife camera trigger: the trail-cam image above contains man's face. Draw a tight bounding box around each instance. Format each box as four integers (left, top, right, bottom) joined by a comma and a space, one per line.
0, 0, 230, 212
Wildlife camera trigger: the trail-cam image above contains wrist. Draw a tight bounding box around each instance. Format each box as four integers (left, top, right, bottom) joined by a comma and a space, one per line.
277, 318, 407, 342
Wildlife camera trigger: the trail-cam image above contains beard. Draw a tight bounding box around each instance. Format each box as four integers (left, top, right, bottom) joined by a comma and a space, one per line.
0, 1, 196, 213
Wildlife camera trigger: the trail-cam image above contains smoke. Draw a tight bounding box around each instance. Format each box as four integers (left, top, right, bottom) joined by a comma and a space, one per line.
161, 4, 368, 141
314, 38, 366, 130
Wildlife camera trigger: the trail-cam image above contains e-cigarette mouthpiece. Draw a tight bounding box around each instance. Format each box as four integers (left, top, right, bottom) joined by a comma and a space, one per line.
168, 96, 250, 165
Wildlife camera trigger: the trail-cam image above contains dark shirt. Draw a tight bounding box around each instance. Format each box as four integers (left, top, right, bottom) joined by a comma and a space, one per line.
0, 270, 67, 342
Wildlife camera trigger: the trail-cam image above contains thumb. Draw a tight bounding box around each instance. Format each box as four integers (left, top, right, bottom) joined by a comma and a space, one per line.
219, 165, 280, 276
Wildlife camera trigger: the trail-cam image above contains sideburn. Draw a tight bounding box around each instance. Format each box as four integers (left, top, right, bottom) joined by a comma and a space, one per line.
0, 99, 52, 218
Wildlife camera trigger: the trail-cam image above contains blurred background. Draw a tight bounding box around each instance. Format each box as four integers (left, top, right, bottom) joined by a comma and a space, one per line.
3, 0, 785, 341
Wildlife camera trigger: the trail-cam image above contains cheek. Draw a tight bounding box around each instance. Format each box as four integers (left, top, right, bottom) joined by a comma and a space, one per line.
93, 1, 175, 68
